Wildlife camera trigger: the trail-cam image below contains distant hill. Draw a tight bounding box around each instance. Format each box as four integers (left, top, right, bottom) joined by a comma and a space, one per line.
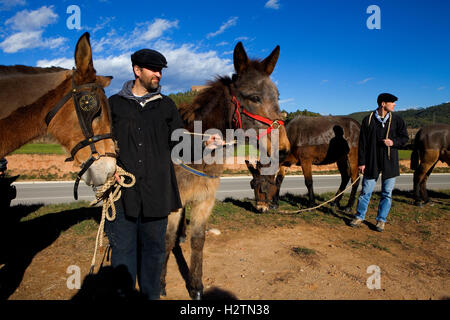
345, 102, 450, 128
281, 109, 321, 125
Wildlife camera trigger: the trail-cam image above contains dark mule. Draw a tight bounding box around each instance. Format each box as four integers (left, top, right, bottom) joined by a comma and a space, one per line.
247, 116, 361, 212
0, 33, 116, 192
161, 42, 291, 300
411, 123, 450, 206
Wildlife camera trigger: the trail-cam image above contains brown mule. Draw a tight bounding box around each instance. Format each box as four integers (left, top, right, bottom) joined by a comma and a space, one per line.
0, 33, 116, 190
411, 123, 450, 205
160, 42, 291, 300
247, 116, 361, 213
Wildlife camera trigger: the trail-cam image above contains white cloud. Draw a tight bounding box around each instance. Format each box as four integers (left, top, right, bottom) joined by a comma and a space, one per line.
0, 0, 26, 11
437, 86, 445, 91
216, 41, 229, 46
235, 36, 249, 41
92, 18, 179, 53
0, 5, 66, 53
279, 98, 294, 104
357, 77, 374, 84
5, 5, 57, 31
0, 30, 65, 53
206, 17, 238, 39
265, 0, 280, 10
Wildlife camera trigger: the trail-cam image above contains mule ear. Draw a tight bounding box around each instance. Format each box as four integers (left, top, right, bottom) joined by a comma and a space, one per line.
245, 160, 257, 176
96, 75, 113, 88
262, 45, 280, 75
75, 32, 94, 76
233, 42, 249, 74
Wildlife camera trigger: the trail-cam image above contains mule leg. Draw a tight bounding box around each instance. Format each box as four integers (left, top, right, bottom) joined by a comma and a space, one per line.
421, 160, 438, 204
346, 148, 360, 212
188, 196, 216, 300
302, 162, 315, 207
413, 164, 426, 206
272, 166, 286, 209
415, 150, 439, 205
160, 208, 183, 297
334, 158, 351, 209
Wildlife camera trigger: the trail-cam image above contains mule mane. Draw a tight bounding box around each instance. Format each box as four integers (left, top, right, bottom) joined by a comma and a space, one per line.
0, 65, 67, 78
178, 75, 233, 131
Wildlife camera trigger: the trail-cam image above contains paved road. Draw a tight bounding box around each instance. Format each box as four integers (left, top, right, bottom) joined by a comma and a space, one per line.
10, 173, 450, 206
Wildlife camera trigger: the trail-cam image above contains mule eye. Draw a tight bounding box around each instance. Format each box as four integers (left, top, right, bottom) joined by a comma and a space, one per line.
249, 95, 261, 103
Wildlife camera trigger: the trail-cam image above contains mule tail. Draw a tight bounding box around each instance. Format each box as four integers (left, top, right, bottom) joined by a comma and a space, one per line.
410, 129, 422, 170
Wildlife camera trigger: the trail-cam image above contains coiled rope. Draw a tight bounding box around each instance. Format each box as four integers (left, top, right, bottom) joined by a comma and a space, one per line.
88, 166, 136, 274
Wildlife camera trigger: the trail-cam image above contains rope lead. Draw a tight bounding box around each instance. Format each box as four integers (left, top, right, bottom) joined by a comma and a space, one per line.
88, 166, 136, 274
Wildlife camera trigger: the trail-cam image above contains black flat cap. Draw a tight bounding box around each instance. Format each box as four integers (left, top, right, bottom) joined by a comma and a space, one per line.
131, 49, 167, 69
377, 93, 398, 105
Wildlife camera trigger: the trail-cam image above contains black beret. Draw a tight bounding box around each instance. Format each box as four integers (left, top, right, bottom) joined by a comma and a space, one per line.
131, 49, 167, 69
377, 93, 398, 105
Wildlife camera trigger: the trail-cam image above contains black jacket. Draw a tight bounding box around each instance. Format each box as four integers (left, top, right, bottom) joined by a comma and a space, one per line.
358, 111, 409, 180
109, 93, 184, 218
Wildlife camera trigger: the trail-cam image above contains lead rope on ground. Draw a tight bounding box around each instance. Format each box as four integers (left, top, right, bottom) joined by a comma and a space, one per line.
277, 174, 361, 214
88, 166, 136, 274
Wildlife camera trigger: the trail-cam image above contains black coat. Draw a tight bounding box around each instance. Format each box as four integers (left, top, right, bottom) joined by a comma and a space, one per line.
109, 93, 184, 218
358, 111, 409, 180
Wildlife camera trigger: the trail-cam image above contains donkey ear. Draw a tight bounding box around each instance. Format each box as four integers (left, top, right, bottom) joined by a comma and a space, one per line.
96, 75, 113, 88
233, 42, 249, 74
245, 160, 257, 176
74, 32, 94, 76
262, 45, 280, 75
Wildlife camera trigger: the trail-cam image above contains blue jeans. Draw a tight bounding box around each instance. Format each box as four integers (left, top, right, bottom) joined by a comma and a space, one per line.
355, 176, 396, 223
105, 204, 168, 300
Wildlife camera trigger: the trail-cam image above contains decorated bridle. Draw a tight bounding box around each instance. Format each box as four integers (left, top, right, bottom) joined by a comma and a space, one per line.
45, 70, 115, 200
229, 85, 284, 140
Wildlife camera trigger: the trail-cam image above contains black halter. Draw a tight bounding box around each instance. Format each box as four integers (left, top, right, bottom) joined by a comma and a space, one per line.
45, 70, 115, 200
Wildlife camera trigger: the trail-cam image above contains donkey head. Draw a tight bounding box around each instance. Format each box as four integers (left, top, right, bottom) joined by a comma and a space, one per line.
232, 42, 290, 161
46, 33, 116, 187
246, 160, 284, 213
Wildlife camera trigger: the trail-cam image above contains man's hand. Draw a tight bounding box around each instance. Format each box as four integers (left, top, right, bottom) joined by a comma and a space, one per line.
383, 139, 394, 147
358, 165, 365, 175
205, 134, 225, 150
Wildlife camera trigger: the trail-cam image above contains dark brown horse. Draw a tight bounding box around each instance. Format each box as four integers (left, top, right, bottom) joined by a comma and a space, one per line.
411, 123, 450, 205
0, 33, 116, 191
247, 116, 361, 212
161, 42, 291, 300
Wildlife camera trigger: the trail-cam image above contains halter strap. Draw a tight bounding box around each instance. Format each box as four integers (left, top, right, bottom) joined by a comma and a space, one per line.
45, 69, 115, 199
230, 86, 285, 140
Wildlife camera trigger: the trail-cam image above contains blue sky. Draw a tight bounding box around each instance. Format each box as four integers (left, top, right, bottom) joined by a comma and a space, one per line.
0, 0, 449, 115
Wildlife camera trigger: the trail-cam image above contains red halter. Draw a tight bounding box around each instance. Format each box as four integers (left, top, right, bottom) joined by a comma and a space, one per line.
231, 95, 284, 140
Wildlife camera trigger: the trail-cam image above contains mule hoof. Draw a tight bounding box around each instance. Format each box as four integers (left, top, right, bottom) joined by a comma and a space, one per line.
414, 201, 423, 207
160, 287, 167, 297
189, 289, 203, 300
344, 206, 352, 213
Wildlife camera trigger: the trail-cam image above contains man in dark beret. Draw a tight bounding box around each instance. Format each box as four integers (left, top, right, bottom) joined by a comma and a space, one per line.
350, 93, 409, 232
105, 48, 183, 299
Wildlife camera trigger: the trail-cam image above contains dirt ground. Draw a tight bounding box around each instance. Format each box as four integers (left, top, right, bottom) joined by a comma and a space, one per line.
5, 205, 449, 300
3, 154, 449, 300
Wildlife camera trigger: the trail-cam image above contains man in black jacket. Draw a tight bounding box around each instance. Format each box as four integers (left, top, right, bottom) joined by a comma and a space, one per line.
105, 49, 184, 299
350, 93, 409, 232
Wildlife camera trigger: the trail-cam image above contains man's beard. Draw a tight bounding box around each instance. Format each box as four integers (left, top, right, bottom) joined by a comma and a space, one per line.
143, 77, 160, 92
